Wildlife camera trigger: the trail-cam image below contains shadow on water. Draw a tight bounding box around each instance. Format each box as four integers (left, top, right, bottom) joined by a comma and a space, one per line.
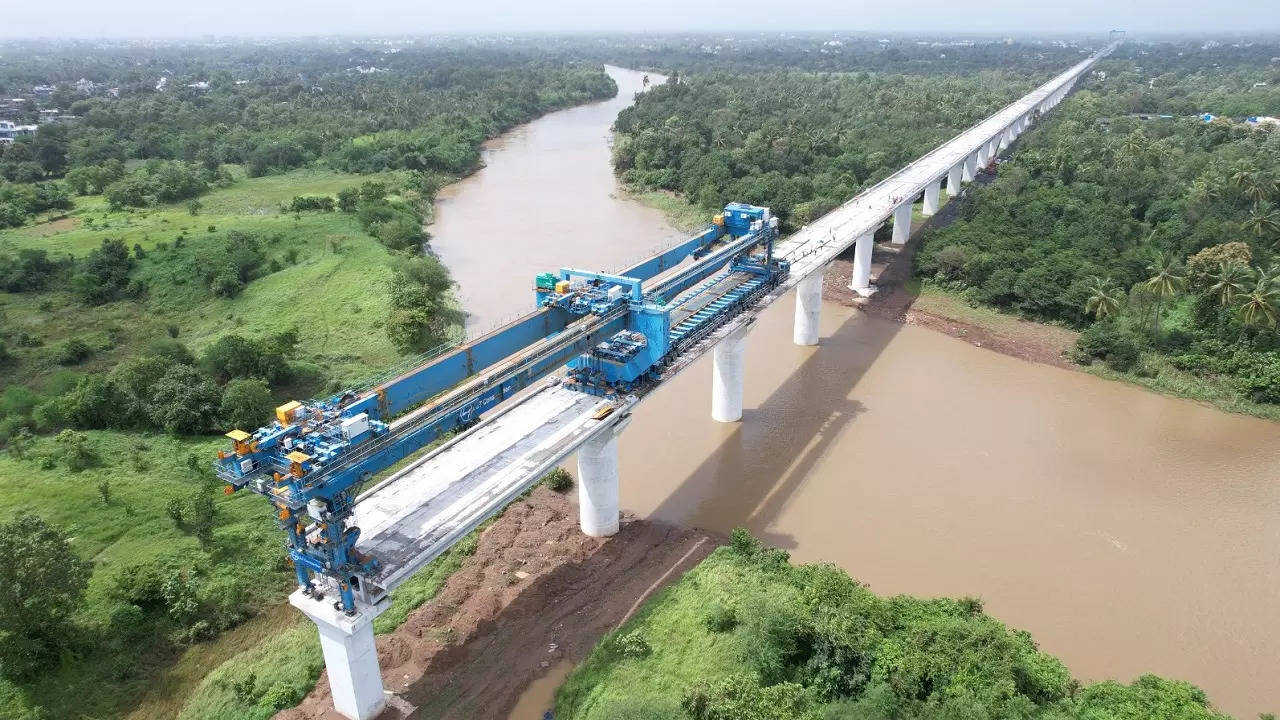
644, 300, 902, 551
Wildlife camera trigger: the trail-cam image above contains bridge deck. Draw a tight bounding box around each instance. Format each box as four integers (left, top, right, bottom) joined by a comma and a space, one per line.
353, 383, 632, 595
347, 44, 1113, 604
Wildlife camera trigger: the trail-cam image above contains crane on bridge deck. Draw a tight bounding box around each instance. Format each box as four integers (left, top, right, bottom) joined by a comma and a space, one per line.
215, 202, 786, 613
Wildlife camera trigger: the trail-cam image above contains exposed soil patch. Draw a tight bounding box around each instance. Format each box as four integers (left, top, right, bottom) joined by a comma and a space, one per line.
821, 169, 1076, 369
277, 486, 720, 720
29, 215, 79, 235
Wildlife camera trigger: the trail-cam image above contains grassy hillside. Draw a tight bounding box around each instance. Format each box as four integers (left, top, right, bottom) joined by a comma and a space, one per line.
0, 166, 409, 392
557, 531, 1236, 720
0, 166, 436, 718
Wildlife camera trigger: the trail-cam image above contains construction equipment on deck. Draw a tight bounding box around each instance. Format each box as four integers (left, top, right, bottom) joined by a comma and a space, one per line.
215, 203, 785, 613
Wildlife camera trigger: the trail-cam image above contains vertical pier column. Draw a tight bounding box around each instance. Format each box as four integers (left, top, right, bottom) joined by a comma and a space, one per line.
891, 201, 912, 245
711, 326, 748, 422
1000, 124, 1014, 150
947, 162, 963, 198
577, 418, 627, 537
922, 178, 942, 216
793, 270, 823, 346
291, 593, 388, 720
975, 143, 989, 168
963, 152, 978, 182
849, 232, 876, 297
987, 137, 999, 162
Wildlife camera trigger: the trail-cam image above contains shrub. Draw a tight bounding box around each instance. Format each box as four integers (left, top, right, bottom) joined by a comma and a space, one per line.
1071, 322, 1144, 373
0, 514, 92, 678
612, 631, 652, 659
74, 238, 136, 305
201, 331, 295, 386
55, 429, 99, 471
0, 248, 57, 292
705, 603, 739, 633
541, 467, 573, 492
286, 195, 336, 212
53, 337, 93, 365
148, 365, 222, 435
221, 378, 274, 430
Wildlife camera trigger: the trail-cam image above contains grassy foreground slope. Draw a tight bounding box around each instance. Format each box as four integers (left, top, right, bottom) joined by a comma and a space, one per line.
557, 532, 1235, 720
0, 167, 415, 719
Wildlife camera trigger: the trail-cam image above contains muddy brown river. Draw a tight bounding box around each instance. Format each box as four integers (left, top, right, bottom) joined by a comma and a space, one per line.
432, 67, 1280, 719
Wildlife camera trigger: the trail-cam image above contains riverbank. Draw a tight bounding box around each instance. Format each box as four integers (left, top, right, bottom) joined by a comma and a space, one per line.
276, 486, 719, 720
627, 186, 1280, 422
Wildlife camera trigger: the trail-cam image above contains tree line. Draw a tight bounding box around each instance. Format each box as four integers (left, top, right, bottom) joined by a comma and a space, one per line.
916, 42, 1280, 405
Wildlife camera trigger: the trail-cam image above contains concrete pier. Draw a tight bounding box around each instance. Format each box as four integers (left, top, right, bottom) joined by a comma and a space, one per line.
291, 592, 388, 720
850, 232, 876, 297
947, 162, 963, 197
891, 202, 912, 245
793, 270, 823, 346
922, 178, 941, 216
963, 152, 978, 182
711, 327, 748, 422
577, 421, 625, 536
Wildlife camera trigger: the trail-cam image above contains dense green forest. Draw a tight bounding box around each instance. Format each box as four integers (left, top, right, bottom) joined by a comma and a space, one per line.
915, 41, 1280, 411
610, 62, 1060, 229
0, 40, 614, 719
559, 530, 1239, 720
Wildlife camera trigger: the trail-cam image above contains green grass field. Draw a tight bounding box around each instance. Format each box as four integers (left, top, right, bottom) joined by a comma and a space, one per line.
0, 166, 433, 718
0, 167, 409, 392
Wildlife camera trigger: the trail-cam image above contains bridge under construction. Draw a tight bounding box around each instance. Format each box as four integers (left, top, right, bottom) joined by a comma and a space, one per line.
215, 42, 1115, 720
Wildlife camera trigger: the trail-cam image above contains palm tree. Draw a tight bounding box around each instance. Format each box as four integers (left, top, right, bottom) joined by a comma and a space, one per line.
1206, 261, 1252, 307
1244, 203, 1280, 245
1084, 276, 1124, 321
1237, 275, 1280, 330
1229, 161, 1257, 192
1142, 253, 1185, 341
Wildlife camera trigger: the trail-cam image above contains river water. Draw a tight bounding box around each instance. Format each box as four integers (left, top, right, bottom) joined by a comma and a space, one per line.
431, 66, 1280, 719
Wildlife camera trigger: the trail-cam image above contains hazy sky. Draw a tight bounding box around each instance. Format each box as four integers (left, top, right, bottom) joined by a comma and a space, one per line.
4, 0, 1278, 38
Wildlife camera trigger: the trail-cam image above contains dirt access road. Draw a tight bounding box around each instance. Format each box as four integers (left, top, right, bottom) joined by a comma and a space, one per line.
278, 486, 720, 720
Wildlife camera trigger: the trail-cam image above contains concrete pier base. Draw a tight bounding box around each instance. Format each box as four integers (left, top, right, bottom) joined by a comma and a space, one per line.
891, 202, 912, 245
850, 232, 876, 297
577, 421, 625, 537
291, 592, 388, 720
793, 270, 823, 346
711, 327, 747, 422
922, 179, 941, 216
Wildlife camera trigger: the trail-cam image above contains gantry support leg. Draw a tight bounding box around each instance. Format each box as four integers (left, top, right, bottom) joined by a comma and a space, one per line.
711, 326, 748, 422
577, 418, 627, 537
793, 270, 823, 346
291, 592, 388, 720
850, 232, 876, 297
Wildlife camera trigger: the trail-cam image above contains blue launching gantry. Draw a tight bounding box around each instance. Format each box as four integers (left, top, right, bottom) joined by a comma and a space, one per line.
215, 203, 785, 614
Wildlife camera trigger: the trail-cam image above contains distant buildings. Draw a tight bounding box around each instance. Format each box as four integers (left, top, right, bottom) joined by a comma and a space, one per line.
0, 120, 38, 145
